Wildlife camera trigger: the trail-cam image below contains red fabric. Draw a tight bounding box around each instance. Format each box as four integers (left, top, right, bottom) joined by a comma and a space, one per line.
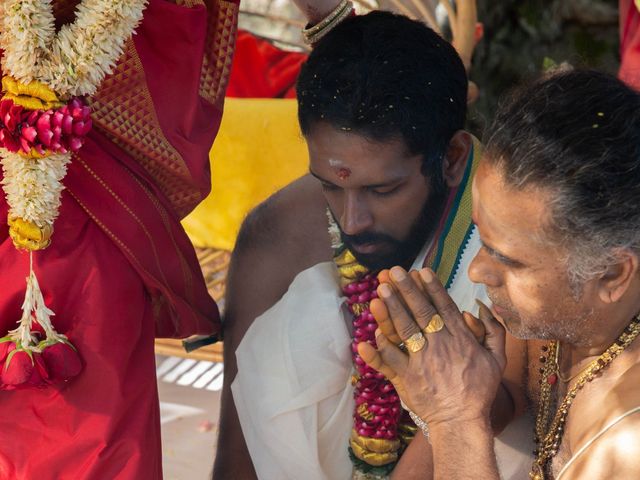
227, 30, 307, 98
0, 0, 238, 478
620, 0, 640, 90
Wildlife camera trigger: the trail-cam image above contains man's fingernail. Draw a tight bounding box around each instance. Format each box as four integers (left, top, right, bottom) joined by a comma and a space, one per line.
476, 299, 494, 319
390, 267, 406, 281
379, 284, 392, 298
420, 269, 434, 283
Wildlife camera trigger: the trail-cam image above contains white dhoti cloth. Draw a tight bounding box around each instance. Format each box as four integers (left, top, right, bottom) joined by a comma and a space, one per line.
232, 229, 534, 479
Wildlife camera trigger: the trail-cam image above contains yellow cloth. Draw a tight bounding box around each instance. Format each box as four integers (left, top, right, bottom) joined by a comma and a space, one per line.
182, 98, 309, 250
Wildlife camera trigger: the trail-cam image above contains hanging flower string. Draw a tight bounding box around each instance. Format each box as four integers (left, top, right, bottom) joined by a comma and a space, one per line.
0, 255, 82, 389
0, 0, 148, 390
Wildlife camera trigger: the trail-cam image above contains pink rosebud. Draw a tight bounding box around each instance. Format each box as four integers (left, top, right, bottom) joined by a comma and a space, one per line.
41, 342, 82, 382
83, 119, 93, 135
26, 110, 38, 124
2, 350, 34, 386
36, 111, 51, 129
357, 292, 370, 303
72, 121, 85, 136
38, 128, 54, 147
343, 283, 357, 295
0, 340, 15, 363
4, 109, 19, 131
21, 126, 37, 143
0, 100, 11, 119
61, 114, 73, 135
25, 353, 49, 387
1, 129, 19, 152
69, 137, 83, 152
19, 137, 31, 153
52, 111, 63, 128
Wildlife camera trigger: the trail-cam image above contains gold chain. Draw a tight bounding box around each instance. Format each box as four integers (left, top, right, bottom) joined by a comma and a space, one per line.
530, 314, 640, 480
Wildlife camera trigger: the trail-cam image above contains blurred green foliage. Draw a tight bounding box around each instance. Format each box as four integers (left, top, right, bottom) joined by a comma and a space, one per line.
469, 0, 620, 135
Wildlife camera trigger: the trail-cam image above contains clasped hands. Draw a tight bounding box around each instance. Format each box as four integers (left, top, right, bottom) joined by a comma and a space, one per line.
357, 266, 506, 431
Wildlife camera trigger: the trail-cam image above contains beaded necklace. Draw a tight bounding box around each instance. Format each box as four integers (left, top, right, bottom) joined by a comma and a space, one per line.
531, 314, 640, 479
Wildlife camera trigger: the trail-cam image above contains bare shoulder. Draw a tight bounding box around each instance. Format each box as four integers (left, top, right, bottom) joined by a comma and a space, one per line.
213, 174, 332, 479
560, 401, 640, 479
224, 174, 332, 346
235, 174, 330, 261
559, 362, 640, 479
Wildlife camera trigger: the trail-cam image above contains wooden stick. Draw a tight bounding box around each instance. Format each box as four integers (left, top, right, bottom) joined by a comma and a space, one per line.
439, 0, 458, 40
239, 9, 306, 28
388, 0, 417, 21
352, 0, 378, 11
198, 249, 226, 264
409, 0, 441, 34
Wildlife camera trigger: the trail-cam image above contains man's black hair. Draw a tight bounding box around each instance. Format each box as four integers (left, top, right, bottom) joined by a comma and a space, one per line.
297, 11, 468, 185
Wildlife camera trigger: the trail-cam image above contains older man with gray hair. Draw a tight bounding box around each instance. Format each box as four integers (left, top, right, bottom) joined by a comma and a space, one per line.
363, 69, 640, 479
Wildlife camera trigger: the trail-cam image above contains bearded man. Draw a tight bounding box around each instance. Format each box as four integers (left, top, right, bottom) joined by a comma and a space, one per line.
362, 69, 640, 479
214, 11, 533, 480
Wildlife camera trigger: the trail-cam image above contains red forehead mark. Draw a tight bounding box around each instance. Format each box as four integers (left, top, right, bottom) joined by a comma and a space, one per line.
336, 167, 351, 180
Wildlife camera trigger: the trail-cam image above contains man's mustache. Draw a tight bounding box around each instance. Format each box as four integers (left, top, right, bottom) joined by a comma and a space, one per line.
341, 231, 397, 247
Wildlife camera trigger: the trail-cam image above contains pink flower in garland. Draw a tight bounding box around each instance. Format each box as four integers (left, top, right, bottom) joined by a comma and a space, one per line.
0, 98, 92, 156
346, 274, 404, 453
41, 341, 83, 382
0, 339, 82, 390
1, 349, 49, 389
0, 338, 15, 363
0, 99, 24, 153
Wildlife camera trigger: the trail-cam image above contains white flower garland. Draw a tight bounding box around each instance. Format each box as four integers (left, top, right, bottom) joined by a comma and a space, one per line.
0, 150, 70, 227
327, 208, 343, 250
1, 0, 148, 97
0, 0, 56, 83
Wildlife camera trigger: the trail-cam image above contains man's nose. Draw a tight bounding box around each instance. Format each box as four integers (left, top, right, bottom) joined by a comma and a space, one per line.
340, 192, 373, 236
468, 248, 501, 288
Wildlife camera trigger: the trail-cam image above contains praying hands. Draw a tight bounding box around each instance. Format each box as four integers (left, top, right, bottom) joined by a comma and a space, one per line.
358, 266, 505, 479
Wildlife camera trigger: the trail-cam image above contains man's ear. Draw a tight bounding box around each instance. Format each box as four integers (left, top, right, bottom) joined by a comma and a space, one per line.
598, 250, 640, 304
443, 130, 472, 188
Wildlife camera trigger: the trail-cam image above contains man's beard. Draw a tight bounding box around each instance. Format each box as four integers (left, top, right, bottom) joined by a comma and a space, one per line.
331, 186, 448, 272
487, 290, 594, 345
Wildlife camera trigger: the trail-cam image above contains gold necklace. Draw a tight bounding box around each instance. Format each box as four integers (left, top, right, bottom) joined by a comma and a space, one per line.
555, 351, 593, 384
530, 314, 640, 480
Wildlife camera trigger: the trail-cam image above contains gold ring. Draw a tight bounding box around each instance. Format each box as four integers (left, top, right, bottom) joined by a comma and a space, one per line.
423, 314, 445, 334
405, 332, 426, 353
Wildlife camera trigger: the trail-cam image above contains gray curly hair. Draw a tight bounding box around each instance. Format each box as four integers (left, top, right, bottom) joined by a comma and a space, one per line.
484, 70, 640, 289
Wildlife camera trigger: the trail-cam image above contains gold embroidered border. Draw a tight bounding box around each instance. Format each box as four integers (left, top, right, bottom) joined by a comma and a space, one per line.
74, 156, 171, 291
200, 0, 239, 107
125, 169, 195, 305
90, 41, 199, 218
